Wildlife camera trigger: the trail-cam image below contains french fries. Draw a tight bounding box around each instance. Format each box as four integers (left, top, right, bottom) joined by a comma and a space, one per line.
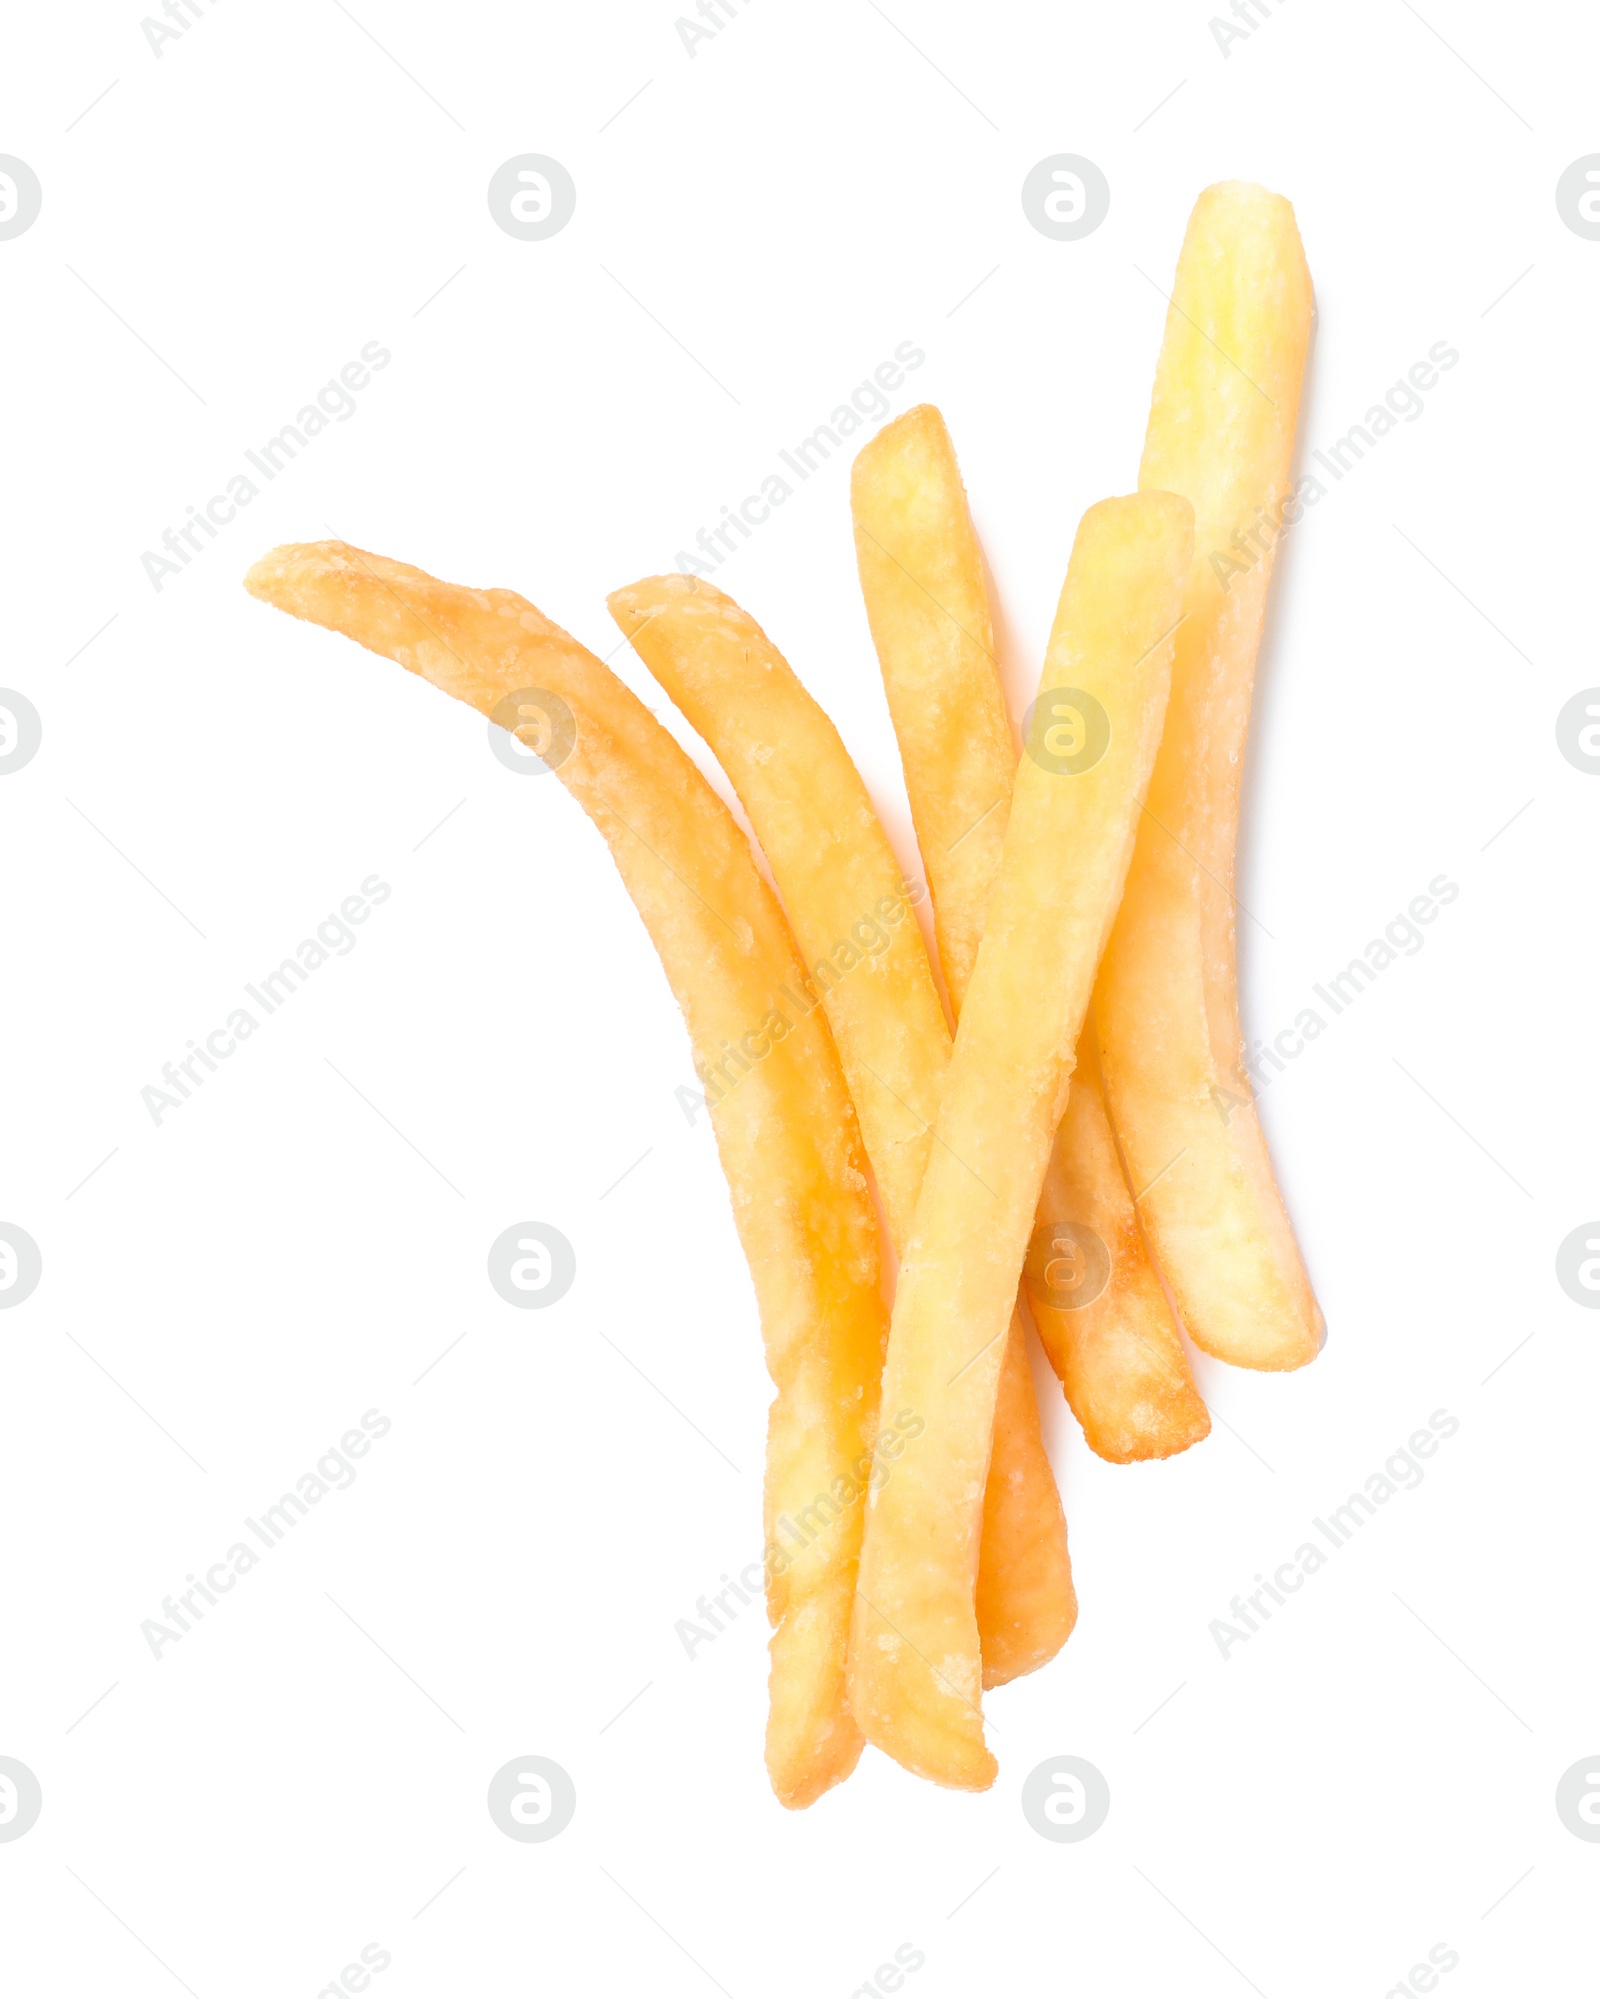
853, 406, 1208, 1461
849, 405, 1012, 1016
607, 576, 951, 1238
848, 493, 1193, 1788
243, 542, 890, 1809
1028, 1029, 1210, 1460
608, 574, 1075, 1689
1094, 182, 1323, 1372
240, 175, 1329, 1806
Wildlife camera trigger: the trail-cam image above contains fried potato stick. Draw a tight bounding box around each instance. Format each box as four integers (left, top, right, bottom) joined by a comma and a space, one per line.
852, 407, 1208, 1462
608, 574, 1074, 1689
848, 405, 1012, 1014
244, 541, 888, 1809
847, 493, 1192, 1788
1096, 182, 1323, 1372
1027, 1030, 1209, 1460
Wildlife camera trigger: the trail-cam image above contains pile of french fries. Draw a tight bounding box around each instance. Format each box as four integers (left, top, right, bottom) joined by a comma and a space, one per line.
245, 182, 1322, 1805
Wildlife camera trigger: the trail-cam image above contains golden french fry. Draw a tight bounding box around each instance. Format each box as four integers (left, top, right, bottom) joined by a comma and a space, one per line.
853, 406, 1207, 1461
848, 493, 1192, 1789
971, 1322, 1077, 1685
1026, 1029, 1210, 1461
1095, 181, 1323, 1372
607, 576, 951, 1234
244, 541, 889, 1810
849, 404, 1012, 1014
608, 575, 1074, 1691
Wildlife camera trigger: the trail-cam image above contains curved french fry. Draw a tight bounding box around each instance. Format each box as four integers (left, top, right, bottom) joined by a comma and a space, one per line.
1096, 182, 1323, 1372
852, 406, 1208, 1461
608, 574, 1074, 1690
848, 493, 1192, 1789
244, 541, 889, 1809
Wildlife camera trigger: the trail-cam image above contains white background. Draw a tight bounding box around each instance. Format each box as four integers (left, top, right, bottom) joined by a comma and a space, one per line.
2, 1, 1596, 1993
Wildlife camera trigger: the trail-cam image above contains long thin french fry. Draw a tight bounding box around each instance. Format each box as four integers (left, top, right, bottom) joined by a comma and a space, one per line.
848, 406, 1012, 1014
1096, 181, 1323, 1371
848, 493, 1192, 1789
852, 406, 1208, 1461
608, 574, 1075, 1689
244, 541, 889, 1809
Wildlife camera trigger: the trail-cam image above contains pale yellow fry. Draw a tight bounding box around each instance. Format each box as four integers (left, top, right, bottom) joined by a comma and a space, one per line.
608, 575, 1075, 1690
244, 541, 889, 1809
853, 407, 1207, 1462
845, 418, 1088, 1662
1097, 180, 1323, 1372
848, 493, 1192, 1789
